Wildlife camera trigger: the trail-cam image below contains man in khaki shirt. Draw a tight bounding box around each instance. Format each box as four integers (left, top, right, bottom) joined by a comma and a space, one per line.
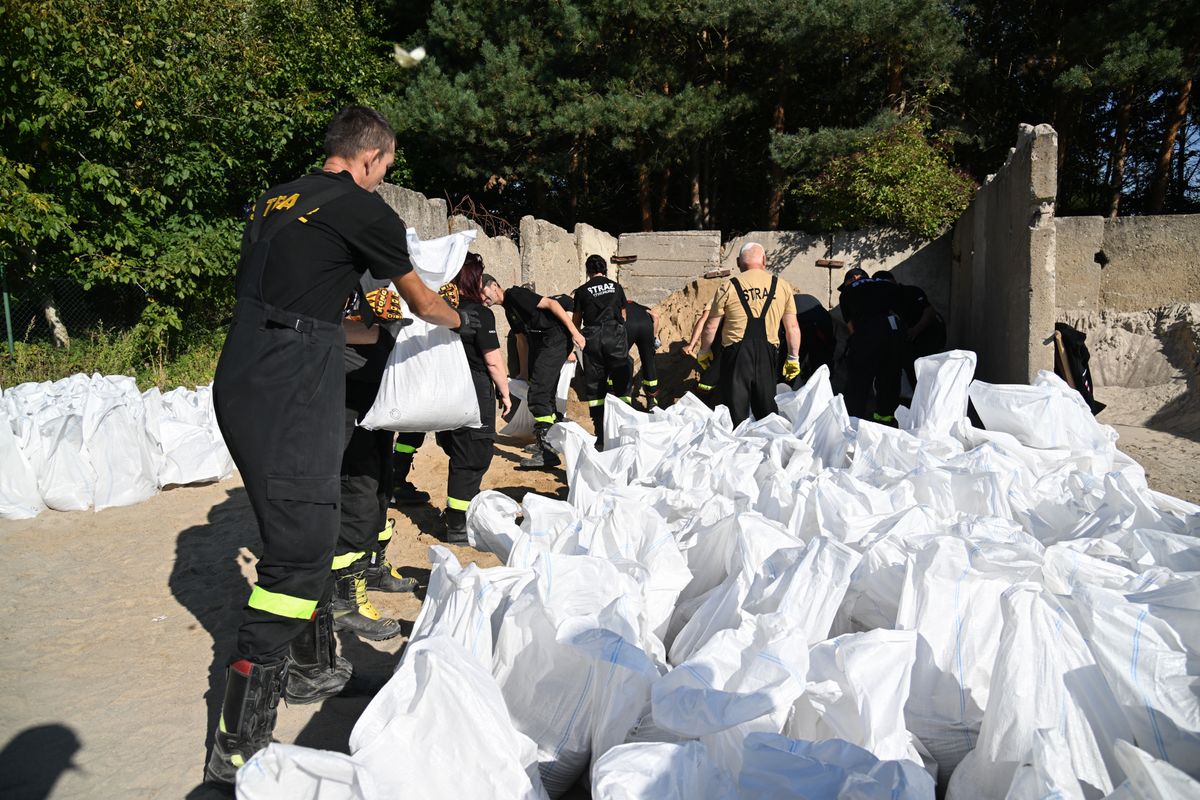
698, 242, 802, 425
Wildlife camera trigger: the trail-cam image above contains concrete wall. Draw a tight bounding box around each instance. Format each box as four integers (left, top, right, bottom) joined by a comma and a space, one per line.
720, 229, 952, 318
615, 231, 722, 305
520, 216, 581, 298
576, 223, 619, 278
950, 123, 1057, 383
1054, 213, 1200, 314
376, 184, 448, 240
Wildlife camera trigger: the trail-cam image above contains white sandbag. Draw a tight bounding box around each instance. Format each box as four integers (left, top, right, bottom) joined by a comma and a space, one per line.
968, 372, 1118, 453
774, 364, 834, 436
360, 229, 482, 432
467, 490, 525, 561
498, 363, 576, 441
349, 635, 549, 799
1070, 579, 1200, 777
899, 350, 976, 439
492, 553, 659, 797
35, 412, 95, 511
653, 613, 809, 776
591, 741, 736, 800
806, 393, 852, 470
409, 545, 533, 667
602, 395, 653, 449
738, 733, 936, 800
0, 405, 45, 519
787, 629, 923, 765
946, 583, 1129, 800
150, 385, 233, 486
237, 744, 373, 800
83, 386, 159, 511
1103, 739, 1200, 800
896, 537, 1043, 780
1004, 728, 1087, 800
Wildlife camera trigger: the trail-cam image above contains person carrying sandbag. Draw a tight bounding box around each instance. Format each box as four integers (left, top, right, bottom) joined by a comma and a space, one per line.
696, 242, 802, 427
572, 255, 632, 447
481, 276, 585, 468
433, 255, 512, 542
205, 106, 475, 786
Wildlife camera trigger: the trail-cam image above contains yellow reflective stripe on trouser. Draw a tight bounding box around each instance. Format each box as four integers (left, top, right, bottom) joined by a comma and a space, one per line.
446, 496, 471, 511
394, 442, 417, 454
377, 525, 393, 543
698, 383, 714, 391
619, 396, 631, 403
586, 399, 604, 407
247, 585, 318, 620
533, 414, 556, 424
643, 379, 658, 387
331, 551, 365, 571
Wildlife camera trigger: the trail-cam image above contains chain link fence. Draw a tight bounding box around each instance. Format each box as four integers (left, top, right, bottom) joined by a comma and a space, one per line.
2, 273, 147, 352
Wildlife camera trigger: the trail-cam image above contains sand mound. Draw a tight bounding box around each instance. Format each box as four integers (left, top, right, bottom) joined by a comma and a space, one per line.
640, 278, 725, 404
1060, 303, 1200, 438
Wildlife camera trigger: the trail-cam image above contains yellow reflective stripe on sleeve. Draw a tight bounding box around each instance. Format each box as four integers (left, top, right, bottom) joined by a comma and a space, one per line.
619, 396, 631, 403
394, 442, 417, 454
247, 585, 317, 620
446, 496, 471, 511
642, 379, 658, 387
533, 414, 557, 424
586, 399, 604, 407
331, 551, 366, 571
697, 383, 714, 391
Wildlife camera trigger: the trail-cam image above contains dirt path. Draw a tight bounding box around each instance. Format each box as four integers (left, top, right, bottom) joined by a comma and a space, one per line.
0, 437, 563, 800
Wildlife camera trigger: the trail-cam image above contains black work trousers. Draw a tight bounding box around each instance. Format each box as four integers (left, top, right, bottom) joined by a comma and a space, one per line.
581, 320, 630, 401
625, 314, 658, 400
213, 298, 345, 664
719, 338, 779, 428
436, 371, 496, 510
527, 326, 572, 420
844, 315, 906, 421
336, 380, 393, 565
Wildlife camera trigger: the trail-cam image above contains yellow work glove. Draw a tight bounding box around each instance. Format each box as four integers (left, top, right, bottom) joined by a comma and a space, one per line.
782, 355, 801, 381
696, 350, 714, 371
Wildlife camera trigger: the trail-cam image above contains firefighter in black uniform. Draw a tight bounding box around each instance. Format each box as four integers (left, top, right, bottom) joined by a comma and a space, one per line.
436, 256, 512, 541
573, 255, 631, 444
872, 271, 946, 394
481, 278, 586, 468
329, 280, 416, 645
778, 293, 835, 389
697, 243, 802, 426
204, 106, 470, 785
623, 300, 661, 408
838, 267, 906, 424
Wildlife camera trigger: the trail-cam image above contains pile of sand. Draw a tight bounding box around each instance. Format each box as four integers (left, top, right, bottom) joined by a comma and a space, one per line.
1061, 303, 1200, 438
640, 278, 725, 404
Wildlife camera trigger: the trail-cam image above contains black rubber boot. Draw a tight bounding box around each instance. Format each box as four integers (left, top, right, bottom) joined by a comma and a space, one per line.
520, 440, 541, 454
589, 405, 605, 451
441, 508, 468, 544
519, 421, 560, 468
332, 562, 404, 641
365, 534, 419, 593
391, 450, 430, 505
285, 604, 353, 704
205, 658, 288, 785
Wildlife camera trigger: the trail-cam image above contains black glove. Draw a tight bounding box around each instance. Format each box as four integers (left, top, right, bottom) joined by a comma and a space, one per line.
453, 307, 480, 336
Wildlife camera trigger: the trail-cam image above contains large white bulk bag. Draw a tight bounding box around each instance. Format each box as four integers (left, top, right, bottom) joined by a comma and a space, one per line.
360, 229, 482, 432
591, 741, 736, 800
737, 733, 935, 800
0, 406, 45, 519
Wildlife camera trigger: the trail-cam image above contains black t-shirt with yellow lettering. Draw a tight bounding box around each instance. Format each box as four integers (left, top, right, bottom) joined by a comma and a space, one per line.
240, 170, 412, 324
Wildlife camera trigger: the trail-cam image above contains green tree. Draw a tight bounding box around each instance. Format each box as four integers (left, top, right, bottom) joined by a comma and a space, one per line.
0, 0, 403, 354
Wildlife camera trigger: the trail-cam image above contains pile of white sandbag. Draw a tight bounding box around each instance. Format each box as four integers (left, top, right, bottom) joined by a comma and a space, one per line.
0, 373, 233, 519
238, 350, 1200, 800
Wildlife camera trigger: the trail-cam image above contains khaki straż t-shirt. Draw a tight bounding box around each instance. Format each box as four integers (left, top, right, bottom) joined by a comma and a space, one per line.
709, 270, 797, 347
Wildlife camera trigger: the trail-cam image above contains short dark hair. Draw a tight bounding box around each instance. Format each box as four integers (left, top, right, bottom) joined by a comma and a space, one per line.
873, 270, 896, 283
585, 254, 608, 275
324, 106, 396, 161
482, 273, 500, 290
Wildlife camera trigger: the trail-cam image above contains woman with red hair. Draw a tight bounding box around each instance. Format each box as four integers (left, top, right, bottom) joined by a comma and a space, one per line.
435, 253, 512, 542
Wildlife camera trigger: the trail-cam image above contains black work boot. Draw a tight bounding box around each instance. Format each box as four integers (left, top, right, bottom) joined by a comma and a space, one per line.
285, 604, 353, 704
589, 405, 606, 451
332, 562, 404, 641
391, 449, 430, 506
365, 525, 418, 593
205, 658, 288, 785
519, 421, 561, 468
441, 508, 468, 544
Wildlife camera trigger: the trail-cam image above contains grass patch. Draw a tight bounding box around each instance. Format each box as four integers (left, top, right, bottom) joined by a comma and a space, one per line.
0, 326, 226, 392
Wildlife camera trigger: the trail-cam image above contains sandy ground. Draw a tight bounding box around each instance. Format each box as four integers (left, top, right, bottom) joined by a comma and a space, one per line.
0, 436, 565, 800
1, 383, 1197, 799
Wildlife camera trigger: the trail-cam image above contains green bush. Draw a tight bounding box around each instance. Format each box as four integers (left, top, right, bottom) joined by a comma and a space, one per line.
0, 326, 225, 391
